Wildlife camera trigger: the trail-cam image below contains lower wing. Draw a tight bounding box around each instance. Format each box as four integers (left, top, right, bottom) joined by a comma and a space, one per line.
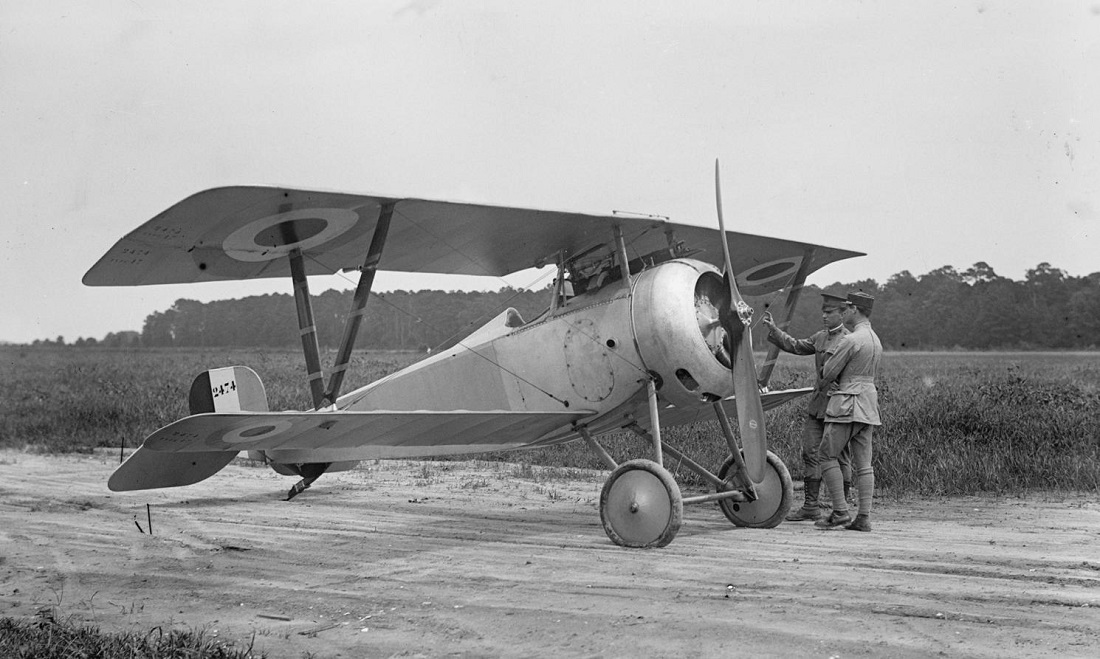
144, 409, 589, 453
523, 387, 814, 446
654, 387, 814, 430
109, 409, 588, 492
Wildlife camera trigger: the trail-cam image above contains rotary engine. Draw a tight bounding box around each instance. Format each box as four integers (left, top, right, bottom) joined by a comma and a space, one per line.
631, 258, 741, 408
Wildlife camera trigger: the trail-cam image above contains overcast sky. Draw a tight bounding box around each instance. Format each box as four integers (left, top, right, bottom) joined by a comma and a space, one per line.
2, 1, 1097, 344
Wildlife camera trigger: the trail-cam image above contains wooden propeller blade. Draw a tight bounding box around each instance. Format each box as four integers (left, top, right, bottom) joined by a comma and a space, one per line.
715, 160, 767, 483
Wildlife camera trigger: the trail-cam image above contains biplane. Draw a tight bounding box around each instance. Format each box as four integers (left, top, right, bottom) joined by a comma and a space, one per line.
84, 164, 862, 547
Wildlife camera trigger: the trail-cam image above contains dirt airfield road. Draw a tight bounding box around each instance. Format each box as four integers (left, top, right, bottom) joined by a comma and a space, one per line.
1, 451, 1098, 658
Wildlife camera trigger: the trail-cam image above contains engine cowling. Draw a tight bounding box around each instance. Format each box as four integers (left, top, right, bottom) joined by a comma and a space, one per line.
631, 259, 737, 408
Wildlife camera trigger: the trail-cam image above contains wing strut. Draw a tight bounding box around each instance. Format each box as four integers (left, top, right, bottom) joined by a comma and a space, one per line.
613, 224, 633, 283
290, 248, 327, 411
757, 247, 816, 389
287, 247, 333, 499
325, 201, 396, 405
284, 203, 395, 499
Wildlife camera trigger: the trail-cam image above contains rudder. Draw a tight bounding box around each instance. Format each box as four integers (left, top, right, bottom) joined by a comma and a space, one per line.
189, 366, 269, 414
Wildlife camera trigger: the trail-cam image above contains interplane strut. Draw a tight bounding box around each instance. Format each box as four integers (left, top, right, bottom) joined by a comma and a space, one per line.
757, 247, 816, 389
285, 203, 395, 499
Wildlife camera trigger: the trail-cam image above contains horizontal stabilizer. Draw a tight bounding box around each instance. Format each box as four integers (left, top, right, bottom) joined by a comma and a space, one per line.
139, 409, 589, 459
109, 446, 238, 491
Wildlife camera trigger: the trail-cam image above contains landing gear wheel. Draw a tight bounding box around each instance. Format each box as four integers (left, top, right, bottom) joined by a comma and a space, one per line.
600, 459, 683, 548
716, 450, 793, 528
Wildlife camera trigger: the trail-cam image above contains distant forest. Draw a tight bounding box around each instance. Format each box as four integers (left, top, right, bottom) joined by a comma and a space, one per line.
53, 261, 1100, 350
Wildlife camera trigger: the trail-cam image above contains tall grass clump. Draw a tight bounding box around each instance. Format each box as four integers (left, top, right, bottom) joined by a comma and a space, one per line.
876, 354, 1100, 494
0, 608, 262, 658
0, 346, 418, 454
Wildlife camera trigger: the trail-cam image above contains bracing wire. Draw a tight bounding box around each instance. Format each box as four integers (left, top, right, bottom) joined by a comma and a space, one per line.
297, 204, 670, 405
301, 251, 575, 407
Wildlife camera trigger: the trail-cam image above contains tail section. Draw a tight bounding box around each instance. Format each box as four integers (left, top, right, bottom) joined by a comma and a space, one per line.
108, 366, 268, 492
107, 449, 238, 492
191, 366, 289, 471
186, 368, 362, 481
189, 366, 269, 414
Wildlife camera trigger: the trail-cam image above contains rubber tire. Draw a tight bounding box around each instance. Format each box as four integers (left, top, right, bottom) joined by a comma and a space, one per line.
599, 459, 683, 548
716, 450, 794, 528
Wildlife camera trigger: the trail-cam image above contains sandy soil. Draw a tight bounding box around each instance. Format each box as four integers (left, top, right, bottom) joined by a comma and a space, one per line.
1, 450, 1097, 658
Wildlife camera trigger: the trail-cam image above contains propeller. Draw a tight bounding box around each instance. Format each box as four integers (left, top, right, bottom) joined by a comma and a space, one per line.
714, 160, 768, 483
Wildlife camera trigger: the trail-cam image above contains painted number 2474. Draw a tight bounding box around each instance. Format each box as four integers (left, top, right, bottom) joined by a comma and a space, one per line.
212, 380, 237, 398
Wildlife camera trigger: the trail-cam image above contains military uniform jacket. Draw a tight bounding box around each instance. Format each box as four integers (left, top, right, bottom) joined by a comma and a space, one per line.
766, 323, 849, 418
821, 318, 882, 426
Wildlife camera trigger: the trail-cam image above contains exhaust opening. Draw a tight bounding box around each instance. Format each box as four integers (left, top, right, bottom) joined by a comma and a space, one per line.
675, 368, 700, 391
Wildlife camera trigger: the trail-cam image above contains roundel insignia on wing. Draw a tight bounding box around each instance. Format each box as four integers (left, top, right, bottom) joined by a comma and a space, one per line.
735, 257, 803, 294
222, 208, 360, 262
219, 419, 295, 446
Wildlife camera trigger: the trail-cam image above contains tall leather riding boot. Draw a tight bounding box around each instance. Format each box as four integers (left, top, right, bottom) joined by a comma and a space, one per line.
786, 478, 822, 521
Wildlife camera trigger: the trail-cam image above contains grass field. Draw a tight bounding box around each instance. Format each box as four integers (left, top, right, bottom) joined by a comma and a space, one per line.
2, 346, 1097, 495
2, 347, 1098, 656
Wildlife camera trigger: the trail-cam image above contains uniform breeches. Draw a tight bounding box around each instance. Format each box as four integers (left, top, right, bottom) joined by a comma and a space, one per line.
802, 416, 851, 483
818, 421, 874, 515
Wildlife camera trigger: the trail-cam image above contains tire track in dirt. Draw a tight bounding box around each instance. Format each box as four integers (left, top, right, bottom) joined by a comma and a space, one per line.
2, 451, 1098, 658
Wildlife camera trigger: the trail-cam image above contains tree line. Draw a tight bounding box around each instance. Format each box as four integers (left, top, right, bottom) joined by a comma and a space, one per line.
49, 261, 1099, 351
138, 288, 552, 352
801, 261, 1100, 350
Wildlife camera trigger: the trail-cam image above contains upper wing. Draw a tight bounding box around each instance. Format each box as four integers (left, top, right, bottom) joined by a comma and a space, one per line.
83, 186, 863, 295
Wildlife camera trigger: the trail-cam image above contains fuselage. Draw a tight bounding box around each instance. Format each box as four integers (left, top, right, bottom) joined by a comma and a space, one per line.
337, 257, 737, 438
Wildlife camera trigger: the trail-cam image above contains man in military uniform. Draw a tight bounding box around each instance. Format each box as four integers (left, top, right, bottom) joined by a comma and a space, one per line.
761, 292, 852, 521
815, 291, 883, 532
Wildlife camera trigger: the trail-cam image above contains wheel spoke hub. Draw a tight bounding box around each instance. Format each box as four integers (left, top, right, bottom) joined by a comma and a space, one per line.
600, 459, 683, 548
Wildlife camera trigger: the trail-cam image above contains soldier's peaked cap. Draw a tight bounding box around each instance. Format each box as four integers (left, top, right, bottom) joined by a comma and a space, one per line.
847, 291, 875, 311
820, 291, 848, 309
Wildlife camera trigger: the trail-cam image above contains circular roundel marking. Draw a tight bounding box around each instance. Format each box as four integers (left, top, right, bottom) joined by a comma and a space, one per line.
254, 217, 329, 247
222, 208, 359, 262
736, 257, 803, 291
221, 419, 294, 445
